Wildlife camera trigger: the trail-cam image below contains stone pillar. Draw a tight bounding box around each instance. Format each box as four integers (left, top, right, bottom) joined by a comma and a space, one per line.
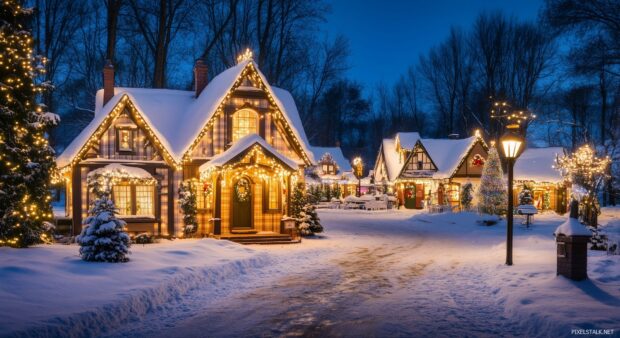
555, 200, 591, 281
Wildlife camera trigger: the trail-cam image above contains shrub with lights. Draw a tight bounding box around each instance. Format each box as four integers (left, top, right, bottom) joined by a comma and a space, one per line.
0, 1, 59, 248
178, 181, 198, 237
460, 182, 473, 211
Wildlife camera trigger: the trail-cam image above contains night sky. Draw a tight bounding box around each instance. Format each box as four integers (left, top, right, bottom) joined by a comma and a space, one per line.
324, 0, 544, 88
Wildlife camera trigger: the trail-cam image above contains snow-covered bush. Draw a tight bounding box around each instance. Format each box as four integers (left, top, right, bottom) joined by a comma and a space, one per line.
77, 197, 130, 262
298, 204, 323, 236
178, 181, 198, 237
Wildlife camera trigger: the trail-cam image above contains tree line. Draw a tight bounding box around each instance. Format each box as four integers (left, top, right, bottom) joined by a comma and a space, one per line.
31, 0, 618, 203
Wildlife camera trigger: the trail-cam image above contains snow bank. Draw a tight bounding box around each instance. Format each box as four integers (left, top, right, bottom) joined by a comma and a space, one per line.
0, 239, 269, 337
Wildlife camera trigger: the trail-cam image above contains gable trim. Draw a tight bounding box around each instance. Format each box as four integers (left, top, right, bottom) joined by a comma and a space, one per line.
62, 95, 178, 170
449, 136, 489, 179
397, 140, 439, 179
181, 62, 313, 166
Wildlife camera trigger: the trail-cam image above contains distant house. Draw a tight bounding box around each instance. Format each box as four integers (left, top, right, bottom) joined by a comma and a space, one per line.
55, 51, 315, 241
373, 131, 488, 209
514, 147, 569, 214
306, 146, 359, 198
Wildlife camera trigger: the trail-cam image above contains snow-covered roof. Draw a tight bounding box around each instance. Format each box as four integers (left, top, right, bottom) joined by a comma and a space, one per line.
56, 60, 313, 168
87, 163, 154, 179
420, 136, 481, 179
309, 146, 352, 172
199, 134, 298, 172
381, 138, 402, 182
514, 147, 565, 183
396, 132, 421, 150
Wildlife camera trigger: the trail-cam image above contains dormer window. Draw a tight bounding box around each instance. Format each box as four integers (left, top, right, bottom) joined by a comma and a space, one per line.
322, 164, 335, 175
232, 109, 258, 142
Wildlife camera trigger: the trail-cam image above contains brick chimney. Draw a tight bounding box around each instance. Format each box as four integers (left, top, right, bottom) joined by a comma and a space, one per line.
194, 59, 208, 97
102, 60, 115, 105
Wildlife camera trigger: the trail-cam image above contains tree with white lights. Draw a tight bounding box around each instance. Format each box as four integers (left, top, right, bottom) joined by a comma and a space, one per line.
555, 145, 610, 227
0, 1, 59, 247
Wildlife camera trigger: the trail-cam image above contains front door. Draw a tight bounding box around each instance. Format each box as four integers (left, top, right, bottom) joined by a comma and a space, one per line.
404, 184, 416, 209
232, 178, 252, 229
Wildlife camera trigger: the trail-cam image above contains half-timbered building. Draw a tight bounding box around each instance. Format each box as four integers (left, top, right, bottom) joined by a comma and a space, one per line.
373, 131, 488, 209
55, 52, 314, 241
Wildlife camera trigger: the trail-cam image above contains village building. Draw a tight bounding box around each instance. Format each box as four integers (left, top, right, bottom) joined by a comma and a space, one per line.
513, 147, 569, 214
373, 131, 489, 209
55, 51, 315, 241
305, 146, 359, 198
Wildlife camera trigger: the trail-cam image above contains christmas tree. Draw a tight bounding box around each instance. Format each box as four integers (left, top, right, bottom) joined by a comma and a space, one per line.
290, 183, 306, 219
0, 1, 59, 248
518, 183, 534, 205
476, 145, 507, 216
77, 197, 130, 262
460, 182, 473, 211
178, 181, 198, 237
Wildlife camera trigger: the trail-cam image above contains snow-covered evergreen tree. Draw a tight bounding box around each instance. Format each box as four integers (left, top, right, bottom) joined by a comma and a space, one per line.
0, 1, 59, 248
460, 182, 473, 211
476, 146, 507, 216
178, 181, 198, 237
518, 183, 534, 205
297, 204, 323, 236
77, 197, 130, 262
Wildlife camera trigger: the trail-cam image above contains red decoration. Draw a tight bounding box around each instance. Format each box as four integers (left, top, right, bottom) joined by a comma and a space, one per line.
471, 154, 485, 167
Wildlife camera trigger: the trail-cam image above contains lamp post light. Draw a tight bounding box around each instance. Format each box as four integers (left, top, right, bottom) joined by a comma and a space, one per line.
501, 124, 524, 266
352, 157, 364, 197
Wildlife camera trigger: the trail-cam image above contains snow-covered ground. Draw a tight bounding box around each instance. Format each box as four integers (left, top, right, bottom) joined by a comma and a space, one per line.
1, 208, 619, 337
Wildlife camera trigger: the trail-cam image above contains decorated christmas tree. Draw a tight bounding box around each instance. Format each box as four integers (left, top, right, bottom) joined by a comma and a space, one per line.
77, 197, 130, 262
460, 182, 473, 211
518, 183, 534, 205
290, 183, 306, 219
476, 145, 507, 216
178, 181, 198, 237
0, 1, 59, 247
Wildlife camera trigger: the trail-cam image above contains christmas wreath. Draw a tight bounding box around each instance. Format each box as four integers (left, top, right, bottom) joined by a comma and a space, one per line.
471, 154, 485, 167
234, 178, 251, 202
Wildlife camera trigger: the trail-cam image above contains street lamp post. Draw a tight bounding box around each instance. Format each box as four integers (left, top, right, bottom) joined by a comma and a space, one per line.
501, 124, 524, 266
352, 157, 364, 197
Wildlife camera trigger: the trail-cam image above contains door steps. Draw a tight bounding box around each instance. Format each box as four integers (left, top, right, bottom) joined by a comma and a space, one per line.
221, 234, 300, 245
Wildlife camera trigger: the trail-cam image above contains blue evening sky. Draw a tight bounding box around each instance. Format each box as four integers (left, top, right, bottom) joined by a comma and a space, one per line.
323, 0, 544, 88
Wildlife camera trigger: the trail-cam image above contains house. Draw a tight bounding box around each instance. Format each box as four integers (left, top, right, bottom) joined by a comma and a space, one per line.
305, 146, 360, 198
55, 51, 315, 241
513, 147, 569, 214
373, 131, 488, 209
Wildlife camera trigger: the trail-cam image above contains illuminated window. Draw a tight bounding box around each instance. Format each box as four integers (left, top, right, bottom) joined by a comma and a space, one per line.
232, 109, 258, 142
112, 183, 155, 217
116, 128, 135, 153
113, 185, 132, 215
194, 182, 212, 210
264, 177, 280, 211
135, 185, 154, 216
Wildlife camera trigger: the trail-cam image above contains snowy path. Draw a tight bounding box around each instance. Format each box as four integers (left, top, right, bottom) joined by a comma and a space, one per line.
106, 211, 528, 337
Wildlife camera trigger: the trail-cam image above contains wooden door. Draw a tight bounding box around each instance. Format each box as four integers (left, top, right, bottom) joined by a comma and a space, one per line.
232, 178, 252, 229
404, 184, 416, 209
415, 184, 424, 208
